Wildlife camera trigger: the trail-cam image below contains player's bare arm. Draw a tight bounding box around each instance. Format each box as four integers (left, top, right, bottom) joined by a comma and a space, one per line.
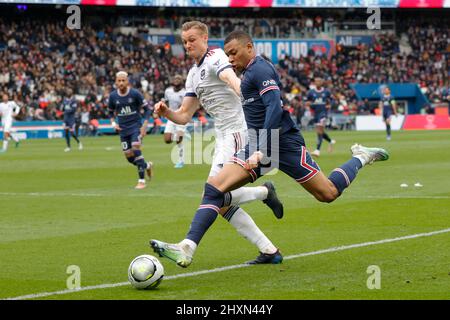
155, 96, 199, 125
218, 67, 241, 97
110, 117, 121, 132
392, 101, 398, 116
140, 119, 149, 137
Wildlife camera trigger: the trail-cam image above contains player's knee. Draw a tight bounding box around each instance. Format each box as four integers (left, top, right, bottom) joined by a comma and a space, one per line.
124, 150, 134, 158
202, 182, 224, 207
315, 190, 337, 203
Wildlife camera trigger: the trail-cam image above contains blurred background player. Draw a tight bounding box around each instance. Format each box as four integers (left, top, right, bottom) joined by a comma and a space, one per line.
163, 74, 187, 168
307, 76, 336, 157
61, 88, 83, 152
108, 71, 153, 190
379, 86, 398, 141
0, 93, 21, 153
152, 21, 283, 266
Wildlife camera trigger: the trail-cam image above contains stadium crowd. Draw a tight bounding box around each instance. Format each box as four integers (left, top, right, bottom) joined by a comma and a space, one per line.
0, 9, 448, 128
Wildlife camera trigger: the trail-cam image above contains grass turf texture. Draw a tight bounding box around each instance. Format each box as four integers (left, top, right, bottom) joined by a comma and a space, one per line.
0, 130, 449, 300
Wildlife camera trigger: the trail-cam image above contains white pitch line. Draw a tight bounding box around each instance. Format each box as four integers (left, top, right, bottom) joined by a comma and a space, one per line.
3, 227, 450, 301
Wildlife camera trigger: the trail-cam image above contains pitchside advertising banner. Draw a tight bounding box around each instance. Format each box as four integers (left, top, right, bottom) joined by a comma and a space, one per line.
2, 0, 447, 6
336, 35, 374, 47
355, 115, 450, 131
208, 39, 334, 64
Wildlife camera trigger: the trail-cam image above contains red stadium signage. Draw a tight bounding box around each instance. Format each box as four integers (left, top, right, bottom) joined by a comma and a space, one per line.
81, 0, 117, 5
229, 0, 273, 7
398, 0, 444, 7
403, 115, 450, 130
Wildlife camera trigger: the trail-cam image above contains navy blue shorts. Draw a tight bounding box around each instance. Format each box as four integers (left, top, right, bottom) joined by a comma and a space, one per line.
383, 110, 393, 121
314, 112, 328, 126
120, 128, 142, 152
63, 119, 76, 131
229, 130, 321, 184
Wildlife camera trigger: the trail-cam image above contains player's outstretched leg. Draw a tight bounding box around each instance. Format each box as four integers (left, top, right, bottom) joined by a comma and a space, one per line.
132, 149, 148, 189
175, 137, 184, 168
303, 144, 389, 203
71, 131, 82, 150
9, 133, 20, 148
311, 133, 323, 157
64, 129, 71, 152
221, 205, 283, 264
328, 143, 389, 196
146, 161, 154, 180
322, 132, 335, 153
0, 139, 7, 153
350, 144, 389, 165
246, 250, 283, 265
150, 163, 250, 268
150, 239, 194, 268
222, 181, 283, 219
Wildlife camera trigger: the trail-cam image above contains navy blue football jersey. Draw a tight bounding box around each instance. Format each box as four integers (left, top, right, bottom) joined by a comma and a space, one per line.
241, 56, 297, 134
307, 88, 331, 116
62, 98, 78, 122
381, 94, 395, 113
108, 88, 150, 132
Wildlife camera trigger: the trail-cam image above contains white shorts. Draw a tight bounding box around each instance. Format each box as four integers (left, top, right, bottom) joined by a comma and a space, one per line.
1, 116, 13, 133
164, 120, 186, 136
209, 130, 247, 177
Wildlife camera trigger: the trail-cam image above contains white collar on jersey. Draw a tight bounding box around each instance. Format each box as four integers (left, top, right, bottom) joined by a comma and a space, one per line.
196, 48, 210, 67
117, 87, 130, 97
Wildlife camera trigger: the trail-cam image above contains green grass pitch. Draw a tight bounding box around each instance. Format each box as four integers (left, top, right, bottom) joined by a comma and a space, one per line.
0, 130, 449, 300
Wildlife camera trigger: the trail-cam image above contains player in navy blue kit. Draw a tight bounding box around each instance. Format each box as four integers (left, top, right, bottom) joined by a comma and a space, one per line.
379, 86, 397, 141
307, 76, 336, 157
62, 88, 82, 152
150, 31, 390, 268
108, 71, 153, 189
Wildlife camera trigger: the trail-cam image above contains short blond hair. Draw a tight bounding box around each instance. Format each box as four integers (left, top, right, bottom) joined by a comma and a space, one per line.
116, 71, 128, 78
181, 21, 208, 36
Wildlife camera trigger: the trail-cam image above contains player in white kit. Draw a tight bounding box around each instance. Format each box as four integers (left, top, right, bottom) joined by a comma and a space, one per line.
151, 21, 284, 267
0, 93, 21, 153
163, 74, 187, 168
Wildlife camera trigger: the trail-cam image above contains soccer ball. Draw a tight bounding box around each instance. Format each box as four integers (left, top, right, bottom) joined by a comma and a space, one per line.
128, 254, 164, 290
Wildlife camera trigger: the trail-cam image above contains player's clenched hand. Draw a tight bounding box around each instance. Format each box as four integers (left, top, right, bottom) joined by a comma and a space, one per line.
140, 126, 147, 138
154, 100, 169, 117
112, 122, 121, 132
244, 151, 264, 170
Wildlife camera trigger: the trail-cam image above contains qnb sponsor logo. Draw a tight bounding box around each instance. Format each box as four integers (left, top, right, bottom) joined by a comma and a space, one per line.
262, 79, 277, 87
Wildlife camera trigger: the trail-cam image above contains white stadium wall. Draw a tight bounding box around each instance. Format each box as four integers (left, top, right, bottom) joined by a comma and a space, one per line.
355, 115, 405, 131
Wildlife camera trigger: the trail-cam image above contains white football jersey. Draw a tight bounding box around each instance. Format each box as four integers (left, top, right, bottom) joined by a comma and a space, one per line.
185, 48, 247, 134
164, 87, 186, 111
0, 101, 20, 120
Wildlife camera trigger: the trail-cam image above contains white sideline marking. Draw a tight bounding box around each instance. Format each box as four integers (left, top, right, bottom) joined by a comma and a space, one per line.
3, 227, 450, 300
0, 192, 449, 200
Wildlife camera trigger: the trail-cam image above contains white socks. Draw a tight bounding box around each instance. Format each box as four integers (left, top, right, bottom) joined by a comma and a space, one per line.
229, 186, 268, 206
180, 207, 277, 257
177, 142, 184, 163
353, 155, 367, 167
179, 239, 197, 257
228, 207, 277, 254
2, 140, 8, 151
